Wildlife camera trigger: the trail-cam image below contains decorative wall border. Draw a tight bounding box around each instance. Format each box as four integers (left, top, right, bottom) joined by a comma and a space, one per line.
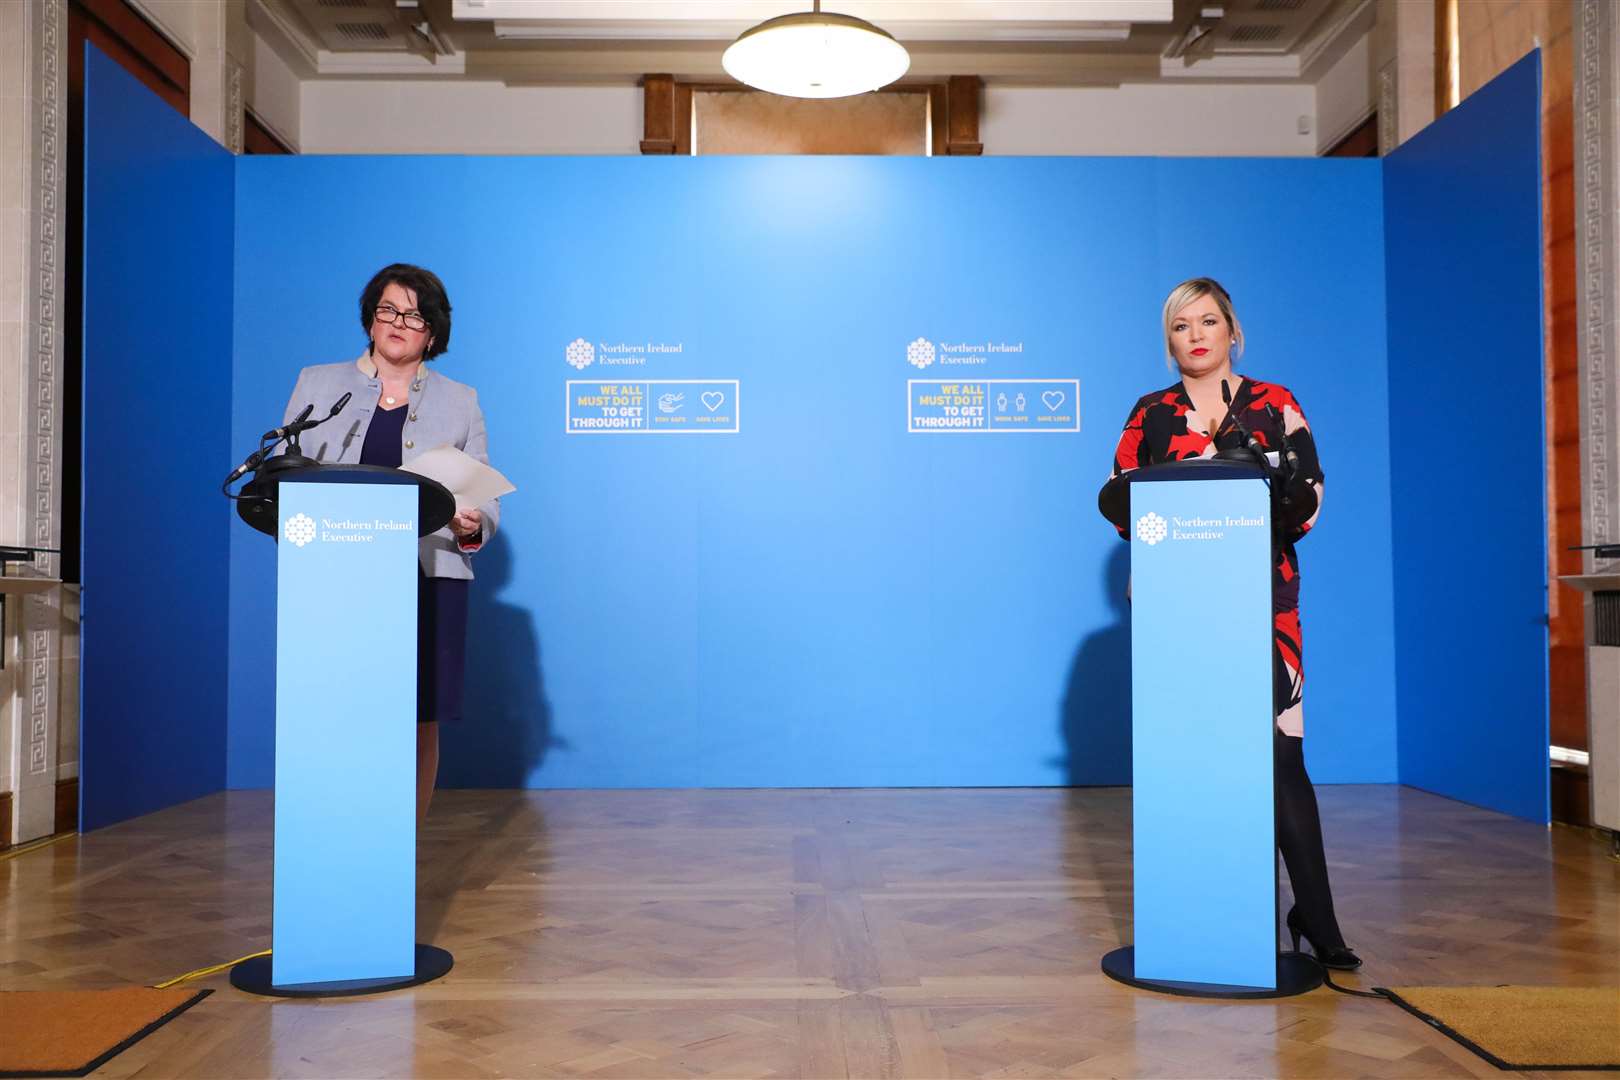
1377, 59, 1397, 156
1577, 0, 1619, 574
226, 57, 244, 154
16, 0, 66, 842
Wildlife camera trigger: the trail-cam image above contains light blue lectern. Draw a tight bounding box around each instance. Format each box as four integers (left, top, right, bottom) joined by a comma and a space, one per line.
1100, 458, 1320, 998
230, 466, 455, 997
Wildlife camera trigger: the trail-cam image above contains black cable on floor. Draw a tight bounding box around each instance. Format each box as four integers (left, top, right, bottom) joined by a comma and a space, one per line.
1318, 964, 1390, 999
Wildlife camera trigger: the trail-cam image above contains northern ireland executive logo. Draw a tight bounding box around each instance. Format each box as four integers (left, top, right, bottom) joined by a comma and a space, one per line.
565, 338, 595, 370
1135, 511, 1168, 546
284, 512, 317, 548
906, 337, 936, 370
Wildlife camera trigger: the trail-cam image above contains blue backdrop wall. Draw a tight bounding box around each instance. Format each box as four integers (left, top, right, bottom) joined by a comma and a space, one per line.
80, 46, 234, 829
1385, 51, 1550, 823
73, 39, 1553, 818
226, 155, 1397, 789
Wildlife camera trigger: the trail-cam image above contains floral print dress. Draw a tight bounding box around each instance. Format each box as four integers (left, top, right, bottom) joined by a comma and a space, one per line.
1109, 377, 1324, 736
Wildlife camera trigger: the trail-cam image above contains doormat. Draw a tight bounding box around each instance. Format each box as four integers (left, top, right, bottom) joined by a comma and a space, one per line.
1381, 985, 1620, 1071
0, 987, 211, 1077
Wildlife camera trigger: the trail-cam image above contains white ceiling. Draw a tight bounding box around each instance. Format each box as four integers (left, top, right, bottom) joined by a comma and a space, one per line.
251, 0, 1373, 86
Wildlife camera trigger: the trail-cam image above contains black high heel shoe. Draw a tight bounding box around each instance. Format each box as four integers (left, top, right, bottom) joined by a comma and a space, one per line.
1286, 906, 1362, 971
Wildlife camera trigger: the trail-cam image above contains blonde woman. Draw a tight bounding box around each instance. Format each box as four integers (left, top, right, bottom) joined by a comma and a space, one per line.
1105, 277, 1358, 970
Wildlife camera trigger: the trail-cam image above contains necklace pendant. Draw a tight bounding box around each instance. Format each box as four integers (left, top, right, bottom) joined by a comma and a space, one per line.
385, 395, 397, 405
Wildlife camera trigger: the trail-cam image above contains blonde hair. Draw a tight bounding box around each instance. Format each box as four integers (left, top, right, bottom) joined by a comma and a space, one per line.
1162, 277, 1243, 371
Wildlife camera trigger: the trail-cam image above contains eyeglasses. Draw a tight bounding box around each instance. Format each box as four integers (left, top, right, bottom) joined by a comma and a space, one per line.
374, 304, 428, 332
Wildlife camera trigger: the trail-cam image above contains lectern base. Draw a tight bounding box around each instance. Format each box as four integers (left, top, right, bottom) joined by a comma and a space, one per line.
229, 944, 453, 998
1100, 946, 1322, 999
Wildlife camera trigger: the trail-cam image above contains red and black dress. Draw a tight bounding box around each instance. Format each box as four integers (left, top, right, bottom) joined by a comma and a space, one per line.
1109, 377, 1325, 736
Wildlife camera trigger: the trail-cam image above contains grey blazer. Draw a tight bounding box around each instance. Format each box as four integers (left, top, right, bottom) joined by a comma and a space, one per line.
282, 353, 501, 579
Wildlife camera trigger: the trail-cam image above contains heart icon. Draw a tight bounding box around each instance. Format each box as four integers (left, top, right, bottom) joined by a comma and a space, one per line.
1042, 390, 1065, 411
701, 391, 724, 411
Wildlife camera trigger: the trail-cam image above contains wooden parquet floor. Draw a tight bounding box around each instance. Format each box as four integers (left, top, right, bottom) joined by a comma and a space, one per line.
2, 786, 1617, 1079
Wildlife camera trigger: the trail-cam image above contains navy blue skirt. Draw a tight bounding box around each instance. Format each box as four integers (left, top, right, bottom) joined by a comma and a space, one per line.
358, 402, 469, 724
418, 572, 469, 725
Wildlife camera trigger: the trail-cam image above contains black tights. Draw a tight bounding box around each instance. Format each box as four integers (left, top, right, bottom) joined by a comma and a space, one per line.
1274, 733, 1346, 950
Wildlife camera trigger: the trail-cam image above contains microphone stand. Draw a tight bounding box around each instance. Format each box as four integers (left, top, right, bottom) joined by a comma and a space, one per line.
1262, 402, 1312, 542
250, 426, 319, 484
1217, 380, 1291, 559
222, 394, 352, 497
1263, 404, 1300, 483
1217, 379, 1274, 483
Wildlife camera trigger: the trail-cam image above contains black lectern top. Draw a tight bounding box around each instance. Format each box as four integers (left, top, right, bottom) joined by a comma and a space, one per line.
237, 463, 455, 539
1097, 455, 1267, 533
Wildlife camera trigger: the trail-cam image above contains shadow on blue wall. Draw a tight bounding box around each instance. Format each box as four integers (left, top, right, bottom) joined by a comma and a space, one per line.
229, 155, 1396, 789
440, 532, 560, 787
1061, 542, 1133, 786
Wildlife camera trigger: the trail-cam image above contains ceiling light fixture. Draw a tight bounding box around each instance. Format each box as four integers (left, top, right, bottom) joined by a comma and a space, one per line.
721, 0, 910, 100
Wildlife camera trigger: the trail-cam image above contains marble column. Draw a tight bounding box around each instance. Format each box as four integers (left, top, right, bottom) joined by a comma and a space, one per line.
1575, 0, 1620, 834
0, 0, 66, 845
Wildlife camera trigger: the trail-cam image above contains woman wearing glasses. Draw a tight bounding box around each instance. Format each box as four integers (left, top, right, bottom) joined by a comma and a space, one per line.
279, 263, 499, 823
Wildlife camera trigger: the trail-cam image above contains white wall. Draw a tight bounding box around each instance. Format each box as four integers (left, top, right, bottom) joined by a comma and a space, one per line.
130, 0, 251, 151
297, 78, 1324, 157
981, 83, 1318, 157
128, 0, 198, 56
1314, 32, 1374, 152
250, 29, 301, 149
279, 24, 1380, 158
299, 81, 642, 155
254, 20, 1386, 159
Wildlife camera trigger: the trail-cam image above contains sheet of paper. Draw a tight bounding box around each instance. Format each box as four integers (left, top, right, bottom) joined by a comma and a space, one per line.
401, 446, 515, 511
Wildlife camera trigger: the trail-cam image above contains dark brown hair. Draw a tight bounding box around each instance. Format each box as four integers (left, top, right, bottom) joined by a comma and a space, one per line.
360, 263, 452, 360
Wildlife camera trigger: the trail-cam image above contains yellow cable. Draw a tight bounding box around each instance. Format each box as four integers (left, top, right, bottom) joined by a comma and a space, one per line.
0, 832, 74, 861
153, 950, 270, 989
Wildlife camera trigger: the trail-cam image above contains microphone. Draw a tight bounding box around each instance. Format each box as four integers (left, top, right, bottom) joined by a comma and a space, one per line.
259, 393, 353, 442
224, 447, 270, 486
303, 392, 353, 432
1221, 379, 1269, 466
1255, 401, 1318, 535
262, 403, 314, 442
227, 394, 359, 495
1263, 403, 1301, 475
